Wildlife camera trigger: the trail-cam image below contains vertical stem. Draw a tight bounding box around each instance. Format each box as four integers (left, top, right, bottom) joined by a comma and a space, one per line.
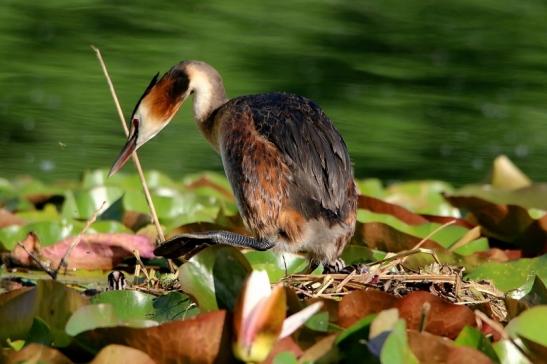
91, 45, 165, 243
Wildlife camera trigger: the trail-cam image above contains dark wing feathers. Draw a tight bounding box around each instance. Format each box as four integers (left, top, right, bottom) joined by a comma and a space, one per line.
244, 93, 353, 220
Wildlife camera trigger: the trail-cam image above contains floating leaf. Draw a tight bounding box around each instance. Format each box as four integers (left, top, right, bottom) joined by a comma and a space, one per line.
178, 246, 251, 311
444, 194, 547, 256
65, 304, 119, 336
506, 306, 547, 347
65, 303, 157, 336
493, 339, 532, 364
408, 330, 492, 364
466, 255, 547, 292
90, 344, 155, 364
75, 311, 232, 362
338, 290, 475, 339
338, 290, 397, 328
452, 183, 547, 211
455, 326, 499, 362
396, 291, 476, 339
385, 180, 457, 216
11, 232, 155, 270
152, 291, 199, 323
0, 280, 88, 346
380, 320, 419, 364
506, 276, 547, 319
91, 290, 155, 322
244, 251, 308, 283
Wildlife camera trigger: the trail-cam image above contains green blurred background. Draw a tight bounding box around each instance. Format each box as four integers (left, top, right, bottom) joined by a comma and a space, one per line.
1, 0, 546, 184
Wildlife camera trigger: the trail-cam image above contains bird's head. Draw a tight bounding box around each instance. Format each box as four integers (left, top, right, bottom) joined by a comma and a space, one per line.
109, 65, 191, 176
109, 61, 226, 176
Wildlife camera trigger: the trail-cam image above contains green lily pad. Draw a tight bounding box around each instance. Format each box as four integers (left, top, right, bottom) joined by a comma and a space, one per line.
0, 219, 81, 250
91, 290, 155, 322
89, 220, 131, 234
357, 210, 487, 254
26, 317, 54, 346
65, 304, 118, 336
356, 179, 385, 199
506, 276, 547, 319
380, 320, 419, 364
16, 204, 60, 224
152, 292, 199, 323
244, 251, 308, 282
73, 187, 124, 220
386, 180, 457, 215
178, 246, 251, 312
65, 303, 158, 337
122, 190, 201, 221
455, 326, 499, 362
506, 306, 547, 347
493, 339, 532, 364
305, 311, 330, 332
466, 255, 547, 292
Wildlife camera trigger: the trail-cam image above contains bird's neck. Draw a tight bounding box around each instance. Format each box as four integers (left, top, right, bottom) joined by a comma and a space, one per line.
190, 74, 227, 124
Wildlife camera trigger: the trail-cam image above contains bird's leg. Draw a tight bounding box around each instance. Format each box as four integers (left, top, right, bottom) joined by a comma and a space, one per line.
154, 230, 275, 258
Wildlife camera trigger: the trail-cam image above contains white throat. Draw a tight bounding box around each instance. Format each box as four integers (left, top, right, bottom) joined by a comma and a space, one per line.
190, 74, 214, 122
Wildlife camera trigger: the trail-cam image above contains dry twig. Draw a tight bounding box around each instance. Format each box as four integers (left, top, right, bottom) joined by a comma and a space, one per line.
90, 45, 165, 244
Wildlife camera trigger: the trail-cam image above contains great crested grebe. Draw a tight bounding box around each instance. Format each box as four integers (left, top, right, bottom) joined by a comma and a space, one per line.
109, 61, 357, 271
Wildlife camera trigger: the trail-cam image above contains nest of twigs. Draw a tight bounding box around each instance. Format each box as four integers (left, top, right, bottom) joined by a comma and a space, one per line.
284, 249, 508, 322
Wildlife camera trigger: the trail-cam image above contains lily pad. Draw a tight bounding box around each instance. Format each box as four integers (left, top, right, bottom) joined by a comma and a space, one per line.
0, 280, 89, 346
506, 306, 547, 346
455, 326, 499, 362
380, 320, 419, 364
178, 246, 251, 311
244, 251, 308, 282
152, 291, 199, 323
466, 255, 547, 292
91, 290, 155, 322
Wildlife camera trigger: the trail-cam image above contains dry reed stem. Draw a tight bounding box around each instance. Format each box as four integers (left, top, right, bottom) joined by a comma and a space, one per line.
90, 45, 165, 244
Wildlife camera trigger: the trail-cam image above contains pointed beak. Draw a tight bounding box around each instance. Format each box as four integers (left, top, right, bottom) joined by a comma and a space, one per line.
109, 119, 139, 177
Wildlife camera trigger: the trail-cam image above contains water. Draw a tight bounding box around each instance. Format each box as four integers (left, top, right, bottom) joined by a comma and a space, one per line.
1, 0, 546, 184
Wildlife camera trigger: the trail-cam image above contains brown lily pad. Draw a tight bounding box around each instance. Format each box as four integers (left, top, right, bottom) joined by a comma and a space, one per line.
77, 310, 232, 364
11, 232, 155, 270
408, 330, 492, 364
338, 290, 475, 339
354, 222, 446, 253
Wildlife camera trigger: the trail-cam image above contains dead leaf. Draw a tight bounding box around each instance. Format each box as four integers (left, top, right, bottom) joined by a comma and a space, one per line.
358, 196, 429, 225
11, 233, 155, 270
444, 195, 547, 256
396, 291, 475, 339
338, 290, 397, 328
78, 310, 232, 364
354, 222, 446, 253
338, 290, 475, 339
298, 334, 336, 363
408, 330, 492, 364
